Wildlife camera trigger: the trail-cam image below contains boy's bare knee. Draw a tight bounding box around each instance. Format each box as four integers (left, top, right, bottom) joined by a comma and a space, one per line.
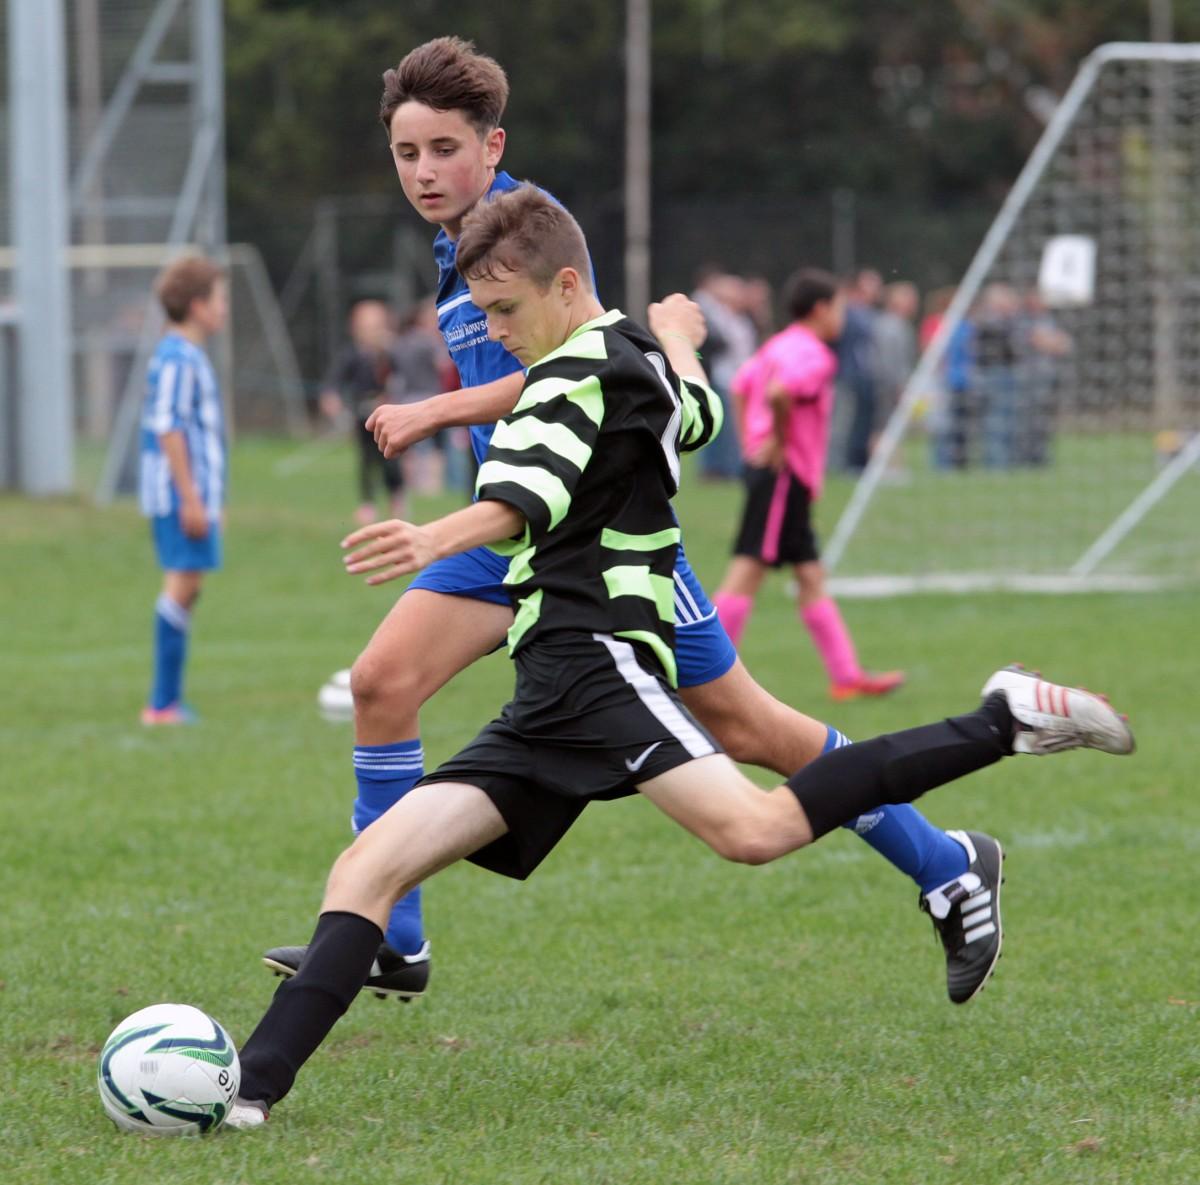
707, 822, 779, 866
694, 693, 824, 777
350, 647, 420, 714
349, 650, 383, 704
324, 844, 362, 899
325, 840, 392, 912
700, 705, 760, 766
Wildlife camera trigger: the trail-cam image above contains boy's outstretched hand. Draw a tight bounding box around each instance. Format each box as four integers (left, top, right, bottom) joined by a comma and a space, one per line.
342, 519, 437, 585
341, 499, 527, 587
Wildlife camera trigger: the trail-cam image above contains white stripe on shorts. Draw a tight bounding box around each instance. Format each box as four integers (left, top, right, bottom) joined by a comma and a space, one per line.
592, 633, 715, 759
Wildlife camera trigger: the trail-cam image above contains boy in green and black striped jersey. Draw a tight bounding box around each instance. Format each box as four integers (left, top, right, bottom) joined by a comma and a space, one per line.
231, 185, 1133, 1120
477, 303, 718, 688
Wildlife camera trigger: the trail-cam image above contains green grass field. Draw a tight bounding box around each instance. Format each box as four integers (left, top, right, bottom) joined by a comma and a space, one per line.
828, 431, 1200, 583
3, 438, 1197, 1184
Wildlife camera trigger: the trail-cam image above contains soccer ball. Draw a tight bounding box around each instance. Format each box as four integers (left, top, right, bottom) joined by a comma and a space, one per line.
97, 1003, 240, 1135
317, 668, 354, 722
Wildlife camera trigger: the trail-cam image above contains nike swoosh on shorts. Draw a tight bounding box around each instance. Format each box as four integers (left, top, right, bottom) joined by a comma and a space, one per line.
625, 741, 663, 773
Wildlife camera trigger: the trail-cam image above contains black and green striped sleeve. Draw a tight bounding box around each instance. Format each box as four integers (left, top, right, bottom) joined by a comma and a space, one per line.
475, 357, 605, 552
677, 375, 724, 453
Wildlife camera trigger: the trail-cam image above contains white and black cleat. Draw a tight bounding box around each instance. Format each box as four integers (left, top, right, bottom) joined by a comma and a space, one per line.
982, 664, 1134, 756
920, 830, 1004, 1005
263, 939, 431, 1001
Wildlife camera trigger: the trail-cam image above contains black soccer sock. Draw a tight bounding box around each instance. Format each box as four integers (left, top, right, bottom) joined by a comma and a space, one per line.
787, 694, 1014, 842
237, 910, 383, 1108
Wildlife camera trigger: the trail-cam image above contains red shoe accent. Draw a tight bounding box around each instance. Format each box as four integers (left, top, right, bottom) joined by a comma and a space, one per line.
829, 670, 906, 701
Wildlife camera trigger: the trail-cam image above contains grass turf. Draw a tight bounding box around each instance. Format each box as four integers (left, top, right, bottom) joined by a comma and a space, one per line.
2, 437, 1197, 1184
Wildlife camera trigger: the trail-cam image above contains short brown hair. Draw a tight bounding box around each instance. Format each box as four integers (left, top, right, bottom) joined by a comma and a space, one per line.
155, 255, 223, 323
456, 184, 591, 292
379, 37, 508, 134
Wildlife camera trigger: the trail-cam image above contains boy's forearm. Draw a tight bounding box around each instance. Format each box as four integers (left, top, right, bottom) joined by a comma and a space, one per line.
158, 431, 200, 503
430, 371, 525, 429
772, 407, 789, 450
368, 371, 527, 458
733, 390, 748, 447
426, 498, 527, 560
659, 336, 708, 384
342, 498, 527, 586
768, 383, 791, 447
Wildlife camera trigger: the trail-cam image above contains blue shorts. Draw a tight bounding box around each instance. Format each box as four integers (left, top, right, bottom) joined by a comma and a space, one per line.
407, 543, 737, 689
150, 511, 223, 572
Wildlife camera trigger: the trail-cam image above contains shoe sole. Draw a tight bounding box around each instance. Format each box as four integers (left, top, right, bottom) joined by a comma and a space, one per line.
262, 956, 424, 1002
955, 836, 1004, 1005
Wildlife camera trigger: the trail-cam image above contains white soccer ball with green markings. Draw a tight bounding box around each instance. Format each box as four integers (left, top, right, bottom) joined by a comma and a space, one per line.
97, 1003, 240, 1135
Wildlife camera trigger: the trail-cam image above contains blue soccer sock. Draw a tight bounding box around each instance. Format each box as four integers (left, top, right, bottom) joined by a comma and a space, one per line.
825, 726, 970, 894
352, 740, 426, 955
149, 594, 191, 709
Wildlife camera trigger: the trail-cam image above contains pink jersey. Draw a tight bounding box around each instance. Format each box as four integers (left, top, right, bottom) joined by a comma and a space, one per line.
731, 323, 838, 498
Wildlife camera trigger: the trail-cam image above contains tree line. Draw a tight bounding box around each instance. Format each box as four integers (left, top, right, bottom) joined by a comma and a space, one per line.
225, 0, 1189, 301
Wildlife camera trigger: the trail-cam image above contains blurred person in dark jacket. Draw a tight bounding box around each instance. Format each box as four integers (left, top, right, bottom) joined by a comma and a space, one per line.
838, 268, 882, 471
692, 266, 758, 481
320, 299, 406, 524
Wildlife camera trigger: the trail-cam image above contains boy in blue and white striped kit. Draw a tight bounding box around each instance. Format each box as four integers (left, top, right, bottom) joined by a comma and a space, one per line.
138, 255, 228, 724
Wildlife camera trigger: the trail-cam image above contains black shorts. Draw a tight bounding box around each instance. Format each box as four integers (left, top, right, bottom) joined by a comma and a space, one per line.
417, 632, 719, 880
732, 466, 819, 567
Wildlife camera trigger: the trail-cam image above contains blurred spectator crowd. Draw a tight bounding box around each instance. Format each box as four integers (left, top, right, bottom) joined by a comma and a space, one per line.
320, 269, 1074, 517
691, 263, 1073, 482
924, 280, 1072, 472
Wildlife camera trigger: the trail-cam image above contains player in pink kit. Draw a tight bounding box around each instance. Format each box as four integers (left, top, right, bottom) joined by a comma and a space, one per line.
712, 268, 904, 701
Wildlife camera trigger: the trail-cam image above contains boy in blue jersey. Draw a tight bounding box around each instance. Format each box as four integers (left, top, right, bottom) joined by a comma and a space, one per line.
264, 37, 998, 1006
138, 255, 228, 725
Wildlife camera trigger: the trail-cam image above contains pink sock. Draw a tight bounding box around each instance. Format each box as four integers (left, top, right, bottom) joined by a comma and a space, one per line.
801, 597, 862, 685
714, 592, 753, 646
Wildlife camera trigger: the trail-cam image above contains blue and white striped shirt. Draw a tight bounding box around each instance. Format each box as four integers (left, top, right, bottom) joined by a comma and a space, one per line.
138, 332, 226, 519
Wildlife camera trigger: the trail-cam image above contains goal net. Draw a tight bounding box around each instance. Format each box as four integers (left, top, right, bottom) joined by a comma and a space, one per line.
825, 43, 1200, 594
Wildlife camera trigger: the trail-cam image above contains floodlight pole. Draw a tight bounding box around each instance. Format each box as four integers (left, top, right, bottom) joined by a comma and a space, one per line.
1149, 0, 1173, 41
9, 0, 74, 494
624, 0, 651, 319
192, 0, 227, 254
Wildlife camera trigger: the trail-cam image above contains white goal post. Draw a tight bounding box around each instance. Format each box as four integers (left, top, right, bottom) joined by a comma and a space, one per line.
825, 43, 1200, 595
